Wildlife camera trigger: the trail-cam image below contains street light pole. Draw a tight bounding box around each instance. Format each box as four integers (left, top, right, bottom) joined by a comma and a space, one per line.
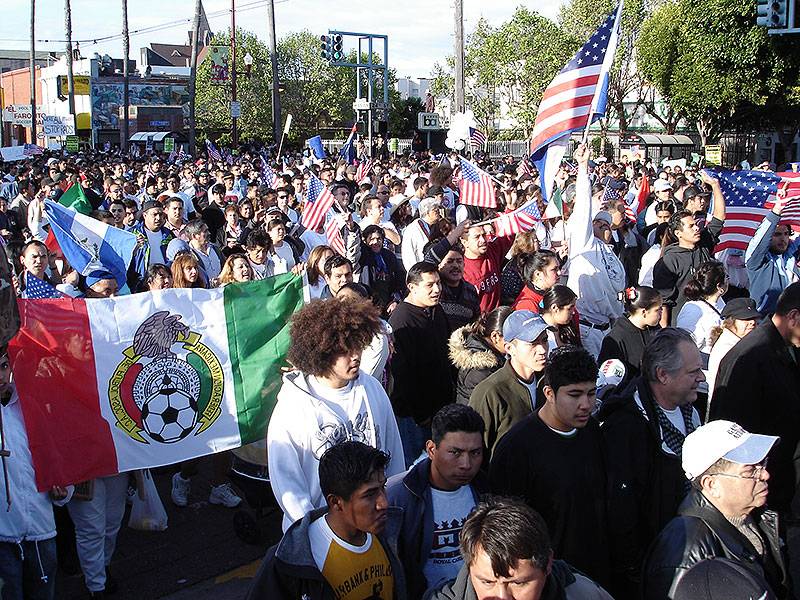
230, 0, 238, 147
454, 0, 465, 113
30, 0, 37, 145
266, 0, 281, 147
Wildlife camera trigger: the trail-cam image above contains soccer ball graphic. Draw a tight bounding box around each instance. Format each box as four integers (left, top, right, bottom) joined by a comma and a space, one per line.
141, 375, 199, 444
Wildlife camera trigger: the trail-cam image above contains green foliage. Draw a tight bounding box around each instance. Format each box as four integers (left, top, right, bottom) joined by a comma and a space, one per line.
389, 96, 424, 137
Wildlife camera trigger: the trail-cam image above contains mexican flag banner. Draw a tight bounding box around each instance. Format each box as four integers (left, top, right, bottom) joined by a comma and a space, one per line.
8, 274, 304, 491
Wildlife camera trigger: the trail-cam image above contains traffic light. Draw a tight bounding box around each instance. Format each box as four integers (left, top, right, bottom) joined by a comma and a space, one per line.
757, 0, 788, 27
320, 34, 331, 60
331, 35, 344, 61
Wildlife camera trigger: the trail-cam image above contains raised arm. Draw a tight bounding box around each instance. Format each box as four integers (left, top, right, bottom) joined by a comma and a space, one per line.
567, 143, 593, 257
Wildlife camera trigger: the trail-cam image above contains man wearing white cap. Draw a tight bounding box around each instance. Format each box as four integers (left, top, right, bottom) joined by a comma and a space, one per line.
643, 420, 789, 599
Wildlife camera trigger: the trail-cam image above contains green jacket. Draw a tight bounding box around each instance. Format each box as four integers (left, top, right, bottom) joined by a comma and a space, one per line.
467, 359, 539, 458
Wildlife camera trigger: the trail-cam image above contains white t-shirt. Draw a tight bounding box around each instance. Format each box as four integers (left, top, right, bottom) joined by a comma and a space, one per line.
271, 242, 296, 275
424, 485, 476, 589
300, 229, 329, 262
676, 298, 725, 354
145, 228, 163, 267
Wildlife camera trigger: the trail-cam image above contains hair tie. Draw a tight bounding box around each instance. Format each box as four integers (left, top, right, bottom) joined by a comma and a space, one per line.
625, 287, 638, 301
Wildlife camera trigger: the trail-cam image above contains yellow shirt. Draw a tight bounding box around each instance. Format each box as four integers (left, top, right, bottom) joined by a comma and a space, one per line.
309, 516, 394, 600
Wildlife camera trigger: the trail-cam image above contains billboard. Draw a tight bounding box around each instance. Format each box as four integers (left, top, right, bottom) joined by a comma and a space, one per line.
90, 82, 189, 129
208, 46, 230, 85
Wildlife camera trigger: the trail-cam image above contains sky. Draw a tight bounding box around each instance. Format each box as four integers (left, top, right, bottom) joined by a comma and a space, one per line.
0, 0, 563, 78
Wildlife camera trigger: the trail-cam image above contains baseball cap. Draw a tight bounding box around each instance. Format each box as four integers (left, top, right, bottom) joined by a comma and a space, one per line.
682, 185, 711, 203
682, 420, 778, 480
85, 269, 115, 288
502, 310, 548, 344
140, 199, 163, 213
673, 558, 777, 600
720, 297, 761, 321
593, 210, 613, 225
654, 180, 672, 193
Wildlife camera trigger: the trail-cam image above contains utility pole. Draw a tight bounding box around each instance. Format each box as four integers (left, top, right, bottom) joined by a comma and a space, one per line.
122, 0, 129, 152
65, 0, 76, 119
266, 0, 281, 147
454, 0, 465, 113
230, 0, 238, 147
189, 0, 202, 157
30, 0, 37, 145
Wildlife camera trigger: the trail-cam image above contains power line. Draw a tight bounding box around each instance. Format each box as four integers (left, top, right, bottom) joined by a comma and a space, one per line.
0, 0, 289, 46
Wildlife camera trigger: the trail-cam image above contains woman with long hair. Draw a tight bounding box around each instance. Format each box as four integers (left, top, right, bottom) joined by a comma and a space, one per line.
217, 253, 254, 286
171, 252, 205, 289
638, 222, 675, 287
306, 245, 334, 299
676, 260, 728, 356
540, 285, 580, 351
143, 263, 172, 292
449, 306, 514, 405
500, 231, 540, 306
599, 285, 663, 383
512, 250, 561, 312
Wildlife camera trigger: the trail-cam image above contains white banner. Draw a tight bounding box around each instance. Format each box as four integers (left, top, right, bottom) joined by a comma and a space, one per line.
2, 105, 45, 127
42, 114, 76, 136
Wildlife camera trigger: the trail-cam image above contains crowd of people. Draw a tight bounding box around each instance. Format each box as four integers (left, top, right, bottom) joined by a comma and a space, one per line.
0, 138, 798, 600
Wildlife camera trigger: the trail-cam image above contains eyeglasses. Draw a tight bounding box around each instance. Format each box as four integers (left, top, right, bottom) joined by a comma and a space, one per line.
708, 459, 768, 481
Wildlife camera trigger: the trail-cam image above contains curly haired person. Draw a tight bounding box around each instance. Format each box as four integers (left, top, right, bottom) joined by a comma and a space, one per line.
267, 298, 405, 531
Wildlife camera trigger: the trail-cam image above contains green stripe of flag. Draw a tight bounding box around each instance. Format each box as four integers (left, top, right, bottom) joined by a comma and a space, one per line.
59, 183, 92, 215
223, 273, 305, 444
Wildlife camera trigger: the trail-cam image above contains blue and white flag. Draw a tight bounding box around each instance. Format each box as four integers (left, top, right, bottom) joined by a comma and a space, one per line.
339, 124, 357, 164
44, 200, 138, 290
306, 135, 327, 160
21, 272, 62, 299
205, 139, 223, 162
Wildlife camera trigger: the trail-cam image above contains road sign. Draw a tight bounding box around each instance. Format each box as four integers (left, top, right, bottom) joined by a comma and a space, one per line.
705, 145, 722, 166
163, 137, 175, 153
230, 101, 241, 118
417, 112, 441, 131
65, 135, 79, 152
353, 98, 371, 111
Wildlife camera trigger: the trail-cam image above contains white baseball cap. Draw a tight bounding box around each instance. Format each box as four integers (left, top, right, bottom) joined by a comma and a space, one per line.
654, 179, 672, 193
682, 420, 779, 480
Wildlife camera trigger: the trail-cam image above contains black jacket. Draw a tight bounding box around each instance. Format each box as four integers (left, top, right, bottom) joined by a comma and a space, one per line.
598, 317, 660, 385
653, 218, 723, 324
709, 318, 800, 514
359, 246, 406, 313
597, 377, 692, 595
389, 302, 454, 422
386, 458, 488, 599
448, 327, 505, 405
247, 507, 407, 600
643, 489, 788, 599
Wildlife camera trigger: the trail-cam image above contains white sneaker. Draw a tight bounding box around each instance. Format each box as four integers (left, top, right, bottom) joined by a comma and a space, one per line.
209, 483, 242, 508
171, 473, 191, 507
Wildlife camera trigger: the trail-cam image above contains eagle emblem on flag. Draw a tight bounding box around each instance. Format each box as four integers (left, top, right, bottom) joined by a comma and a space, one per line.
108, 311, 224, 444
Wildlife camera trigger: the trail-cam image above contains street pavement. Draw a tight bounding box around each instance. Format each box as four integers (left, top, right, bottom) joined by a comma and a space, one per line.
55, 457, 283, 599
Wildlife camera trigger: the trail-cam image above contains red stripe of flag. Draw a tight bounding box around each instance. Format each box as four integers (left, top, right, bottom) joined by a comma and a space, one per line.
531, 114, 593, 154
534, 87, 597, 123
302, 188, 336, 231
539, 74, 601, 102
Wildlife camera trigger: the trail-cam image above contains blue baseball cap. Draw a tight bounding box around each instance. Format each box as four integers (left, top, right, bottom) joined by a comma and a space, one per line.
502, 310, 548, 344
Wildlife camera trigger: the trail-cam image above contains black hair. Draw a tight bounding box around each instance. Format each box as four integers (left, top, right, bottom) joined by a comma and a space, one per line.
520, 250, 558, 284
668, 210, 693, 235
776, 281, 800, 316
245, 228, 272, 250
265, 217, 285, 232
460, 496, 552, 576
323, 254, 352, 277
541, 285, 580, 346
337, 282, 369, 298
683, 260, 726, 301
654, 201, 675, 215
318, 441, 390, 501
624, 285, 662, 314
544, 345, 598, 394
407, 260, 439, 286
361, 224, 385, 242
210, 183, 226, 195
473, 306, 514, 339
431, 404, 485, 445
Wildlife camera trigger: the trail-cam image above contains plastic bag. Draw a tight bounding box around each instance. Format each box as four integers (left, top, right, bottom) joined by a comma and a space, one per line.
128, 469, 168, 531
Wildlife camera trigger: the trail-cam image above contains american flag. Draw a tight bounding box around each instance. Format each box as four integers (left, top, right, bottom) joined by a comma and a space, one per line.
458, 157, 497, 208
625, 175, 650, 221
469, 127, 486, 151
530, 5, 622, 153
205, 139, 223, 162
713, 169, 800, 252
602, 183, 623, 207
355, 159, 374, 182
21, 272, 62, 299
167, 147, 177, 164
492, 198, 542, 237
260, 156, 276, 188
516, 159, 532, 179
177, 145, 186, 160
23, 143, 43, 156
324, 211, 347, 256
301, 173, 336, 231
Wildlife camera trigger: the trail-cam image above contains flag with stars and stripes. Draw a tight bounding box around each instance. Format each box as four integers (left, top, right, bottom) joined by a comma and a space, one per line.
324, 212, 347, 256
21, 272, 62, 299
491, 198, 542, 237
458, 157, 497, 209
469, 127, 486, 151
260, 156, 276, 188
301, 173, 336, 231
205, 139, 223, 162
517, 159, 533, 179
530, 1, 623, 202
712, 169, 800, 252
355, 159, 374, 182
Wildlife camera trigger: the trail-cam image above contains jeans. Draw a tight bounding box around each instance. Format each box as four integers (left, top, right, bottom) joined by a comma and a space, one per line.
397, 417, 431, 469
67, 474, 128, 593
0, 538, 57, 600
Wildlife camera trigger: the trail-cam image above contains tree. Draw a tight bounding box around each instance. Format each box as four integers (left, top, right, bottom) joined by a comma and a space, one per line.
636, 0, 800, 145
389, 96, 423, 138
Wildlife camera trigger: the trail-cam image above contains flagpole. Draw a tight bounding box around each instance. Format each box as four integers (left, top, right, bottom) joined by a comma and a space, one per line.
276, 113, 292, 160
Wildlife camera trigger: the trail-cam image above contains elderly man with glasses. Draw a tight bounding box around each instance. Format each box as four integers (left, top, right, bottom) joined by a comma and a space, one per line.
643, 420, 789, 599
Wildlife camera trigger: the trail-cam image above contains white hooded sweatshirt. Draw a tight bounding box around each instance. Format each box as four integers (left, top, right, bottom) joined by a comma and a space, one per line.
267, 370, 405, 531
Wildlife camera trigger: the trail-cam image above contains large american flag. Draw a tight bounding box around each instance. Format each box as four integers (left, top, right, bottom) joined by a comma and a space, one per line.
21, 272, 62, 299
492, 198, 542, 237
529, 5, 622, 154
469, 127, 486, 151
301, 173, 336, 231
458, 157, 497, 208
713, 169, 800, 252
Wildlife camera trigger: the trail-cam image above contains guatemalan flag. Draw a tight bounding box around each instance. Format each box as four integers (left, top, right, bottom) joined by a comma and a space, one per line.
44, 200, 138, 290
339, 124, 358, 164
530, 1, 624, 201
